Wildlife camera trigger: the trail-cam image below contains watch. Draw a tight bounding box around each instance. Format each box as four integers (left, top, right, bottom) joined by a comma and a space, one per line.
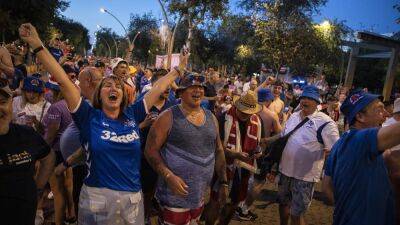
32, 45, 44, 55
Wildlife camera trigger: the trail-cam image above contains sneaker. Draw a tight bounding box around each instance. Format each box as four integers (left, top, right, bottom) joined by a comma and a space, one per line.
64, 217, 77, 225
235, 207, 258, 221
35, 210, 44, 225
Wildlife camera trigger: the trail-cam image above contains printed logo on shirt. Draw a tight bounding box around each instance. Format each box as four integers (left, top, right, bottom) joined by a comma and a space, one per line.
0, 151, 32, 166
305, 120, 314, 129
124, 120, 136, 127
100, 130, 139, 143
102, 122, 110, 127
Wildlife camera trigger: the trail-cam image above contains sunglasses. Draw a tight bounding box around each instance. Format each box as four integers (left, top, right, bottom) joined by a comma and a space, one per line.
188, 74, 206, 84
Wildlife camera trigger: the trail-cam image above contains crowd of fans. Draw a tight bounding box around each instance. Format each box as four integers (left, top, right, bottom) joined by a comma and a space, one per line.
0, 23, 399, 225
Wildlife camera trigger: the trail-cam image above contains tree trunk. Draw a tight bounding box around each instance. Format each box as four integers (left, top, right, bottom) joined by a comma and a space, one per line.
167, 16, 182, 69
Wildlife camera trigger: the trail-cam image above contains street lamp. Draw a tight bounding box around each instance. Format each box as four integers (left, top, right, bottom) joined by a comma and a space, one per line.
100, 7, 131, 46
94, 32, 112, 57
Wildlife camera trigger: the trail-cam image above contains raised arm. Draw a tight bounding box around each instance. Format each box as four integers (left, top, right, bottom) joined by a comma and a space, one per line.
0, 47, 15, 77
143, 52, 188, 110
377, 121, 400, 151
18, 23, 80, 111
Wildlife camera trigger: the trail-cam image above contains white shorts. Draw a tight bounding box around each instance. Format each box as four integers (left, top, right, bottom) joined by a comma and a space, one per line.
78, 185, 144, 225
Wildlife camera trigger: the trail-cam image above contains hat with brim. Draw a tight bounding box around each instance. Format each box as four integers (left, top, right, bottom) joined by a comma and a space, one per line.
111, 58, 128, 71
340, 90, 382, 124
299, 85, 321, 103
45, 74, 60, 91
257, 88, 274, 103
22, 76, 44, 93
176, 74, 208, 94
234, 90, 262, 114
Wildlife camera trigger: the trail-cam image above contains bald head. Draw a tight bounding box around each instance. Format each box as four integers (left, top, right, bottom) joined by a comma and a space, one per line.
78, 67, 103, 100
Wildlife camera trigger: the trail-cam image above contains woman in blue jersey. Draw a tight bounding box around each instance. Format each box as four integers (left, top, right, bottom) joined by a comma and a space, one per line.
19, 23, 188, 225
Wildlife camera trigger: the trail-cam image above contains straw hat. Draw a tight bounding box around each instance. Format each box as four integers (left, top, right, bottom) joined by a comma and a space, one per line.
234, 91, 262, 114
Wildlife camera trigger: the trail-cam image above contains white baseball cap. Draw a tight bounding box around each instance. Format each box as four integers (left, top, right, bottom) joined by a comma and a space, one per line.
110, 58, 128, 71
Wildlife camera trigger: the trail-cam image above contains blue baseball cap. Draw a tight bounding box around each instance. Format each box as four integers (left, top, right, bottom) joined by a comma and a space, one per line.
45, 74, 60, 91
300, 85, 321, 103
22, 76, 44, 93
257, 88, 274, 103
340, 90, 382, 125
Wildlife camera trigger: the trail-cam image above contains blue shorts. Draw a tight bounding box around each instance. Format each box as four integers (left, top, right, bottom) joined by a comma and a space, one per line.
277, 174, 315, 216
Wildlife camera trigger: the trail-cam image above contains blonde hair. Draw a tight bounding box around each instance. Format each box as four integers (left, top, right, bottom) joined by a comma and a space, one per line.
92, 75, 128, 117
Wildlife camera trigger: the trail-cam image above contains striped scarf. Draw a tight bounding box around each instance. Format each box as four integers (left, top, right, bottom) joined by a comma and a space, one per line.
224, 107, 261, 174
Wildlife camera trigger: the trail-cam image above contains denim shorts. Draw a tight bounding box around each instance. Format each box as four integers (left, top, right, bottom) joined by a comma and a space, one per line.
78, 185, 144, 225
277, 174, 315, 216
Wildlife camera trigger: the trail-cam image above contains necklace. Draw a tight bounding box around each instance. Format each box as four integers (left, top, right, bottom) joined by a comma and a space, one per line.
179, 105, 204, 122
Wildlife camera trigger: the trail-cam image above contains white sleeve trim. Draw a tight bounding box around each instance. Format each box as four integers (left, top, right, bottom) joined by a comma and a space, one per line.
70, 97, 83, 113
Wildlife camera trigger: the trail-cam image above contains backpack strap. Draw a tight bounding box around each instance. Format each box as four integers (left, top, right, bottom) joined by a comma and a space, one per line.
317, 121, 330, 145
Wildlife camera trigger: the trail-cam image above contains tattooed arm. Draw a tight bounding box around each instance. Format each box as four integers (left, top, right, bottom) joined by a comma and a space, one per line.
144, 109, 188, 196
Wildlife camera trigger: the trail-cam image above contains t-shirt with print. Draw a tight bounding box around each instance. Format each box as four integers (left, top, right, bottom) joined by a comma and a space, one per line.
42, 100, 72, 152
0, 124, 50, 212
72, 98, 147, 192
12, 96, 51, 127
279, 110, 339, 182
325, 128, 395, 225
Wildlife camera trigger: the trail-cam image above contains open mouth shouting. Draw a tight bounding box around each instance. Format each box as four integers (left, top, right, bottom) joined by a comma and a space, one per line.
108, 92, 118, 102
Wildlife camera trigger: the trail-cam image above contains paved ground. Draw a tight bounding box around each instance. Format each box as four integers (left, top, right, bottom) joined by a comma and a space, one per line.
230, 182, 334, 225
43, 182, 333, 225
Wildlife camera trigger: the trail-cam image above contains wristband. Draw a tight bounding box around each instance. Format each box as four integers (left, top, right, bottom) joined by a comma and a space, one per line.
174, 66, 183, 77
32, 45, 44, 55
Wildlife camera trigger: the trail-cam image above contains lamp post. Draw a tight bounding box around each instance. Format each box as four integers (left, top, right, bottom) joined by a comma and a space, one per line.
97, 25, 119, 57
100, 7, 131, 46
95, 32, 112, 57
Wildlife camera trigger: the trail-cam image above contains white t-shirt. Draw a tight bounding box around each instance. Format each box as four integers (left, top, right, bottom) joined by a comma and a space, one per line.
242, 82, 250, 94
383, 117, 400, 151
279, 110, 340, 182
12, 96, 51, 126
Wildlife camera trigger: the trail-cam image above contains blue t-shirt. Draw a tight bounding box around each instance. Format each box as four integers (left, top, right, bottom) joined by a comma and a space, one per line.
325, 128, 395, 225
72, 99, 147, 192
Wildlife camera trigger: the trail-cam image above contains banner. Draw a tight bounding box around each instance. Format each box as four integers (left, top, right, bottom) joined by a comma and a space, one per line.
155, 54, 180, 70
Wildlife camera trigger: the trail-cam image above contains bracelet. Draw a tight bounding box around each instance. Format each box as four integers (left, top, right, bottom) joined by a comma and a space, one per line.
62, 160, 70, 168
32, 45, 44, 55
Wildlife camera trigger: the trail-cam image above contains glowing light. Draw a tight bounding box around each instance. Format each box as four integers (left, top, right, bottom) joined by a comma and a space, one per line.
100, 8, 106, 13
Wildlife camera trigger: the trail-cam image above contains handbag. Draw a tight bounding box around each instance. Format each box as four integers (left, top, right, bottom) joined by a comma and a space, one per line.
259, 117, 310, 175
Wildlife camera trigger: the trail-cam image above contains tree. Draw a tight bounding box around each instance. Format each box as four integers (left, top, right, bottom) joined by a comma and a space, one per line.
161, 0, 229, 51
53, 16, 91, 55
243, 0, 348, 79
94, 28, 121, 58
0, 0, 69, 43
127, 13, 159, 64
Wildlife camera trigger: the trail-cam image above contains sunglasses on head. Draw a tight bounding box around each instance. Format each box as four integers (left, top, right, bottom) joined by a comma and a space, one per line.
188, 74, 205, 84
